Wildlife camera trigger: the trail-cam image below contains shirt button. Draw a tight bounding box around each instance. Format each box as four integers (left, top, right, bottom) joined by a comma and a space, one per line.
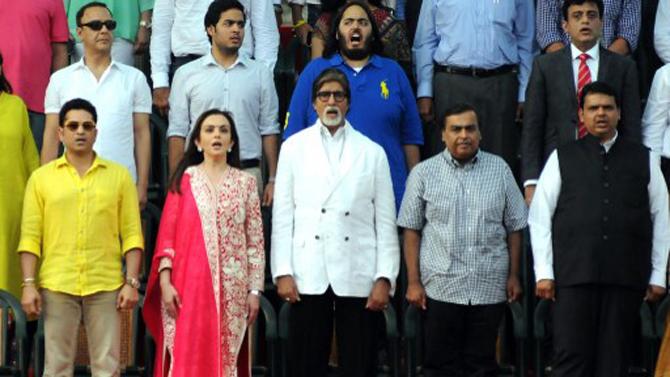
604, 165, 609, 171
321, 208, 326, 214
603, 216, 609, 222
603, 235, 609, 240
344, 211, 350, 216
315, 235, 320, 240
603, 182, 610, 188
603, 199, 609, 204
344, 237, 349, 241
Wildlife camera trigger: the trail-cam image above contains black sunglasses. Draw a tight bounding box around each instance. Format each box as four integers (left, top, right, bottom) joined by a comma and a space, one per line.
79, 20, 117, 31
63, 121, 96, 132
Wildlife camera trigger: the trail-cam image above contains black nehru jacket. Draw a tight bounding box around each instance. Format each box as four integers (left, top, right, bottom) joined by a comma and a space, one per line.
552, 135, 652, 289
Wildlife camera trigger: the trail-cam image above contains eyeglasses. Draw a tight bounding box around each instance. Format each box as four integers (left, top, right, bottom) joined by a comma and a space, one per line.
79, 20, 117, 31
63, 121, 96, 132
316, 90, 346, 103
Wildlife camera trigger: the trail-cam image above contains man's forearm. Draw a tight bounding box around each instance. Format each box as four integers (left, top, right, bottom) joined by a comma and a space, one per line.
168, 136, 186, 178
290, 3, 304, 24
403, 228, 422, 283
134, 114, 151, 191
124, 249, 142, 278
51, 43, 69, 72
41, 114, 61, 164
507, 231, 522, 277
20, 252, 39, 280
262, 134, 279, 178
403, 145, 420, 171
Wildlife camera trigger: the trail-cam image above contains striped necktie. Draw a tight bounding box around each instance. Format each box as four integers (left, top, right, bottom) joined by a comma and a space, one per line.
577, 53, 592, 139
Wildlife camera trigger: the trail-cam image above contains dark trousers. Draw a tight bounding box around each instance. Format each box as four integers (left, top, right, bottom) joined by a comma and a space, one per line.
288, 286, 380, 377
552, 284, 644, 377
431, 70, 520, 174
423, 298, 505, 377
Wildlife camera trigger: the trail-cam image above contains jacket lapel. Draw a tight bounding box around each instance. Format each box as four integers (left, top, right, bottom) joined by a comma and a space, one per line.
321, 125, 362, 204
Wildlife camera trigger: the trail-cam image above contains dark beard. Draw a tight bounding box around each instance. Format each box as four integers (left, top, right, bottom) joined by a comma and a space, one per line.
338, 31, 371, 60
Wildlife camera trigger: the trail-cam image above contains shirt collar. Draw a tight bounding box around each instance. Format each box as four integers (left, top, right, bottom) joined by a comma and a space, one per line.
203, 51, 247, 69
316, 118, 352, 135
601, 130, 618, 152
443, 149, 480, 168
56, 154, 107, 171
570, 42, 600, 62
75, 57, 117, 72
328, 53, 383, 70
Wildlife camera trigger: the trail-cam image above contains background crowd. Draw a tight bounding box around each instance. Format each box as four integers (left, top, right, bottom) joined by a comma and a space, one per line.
3, 0, 670, 376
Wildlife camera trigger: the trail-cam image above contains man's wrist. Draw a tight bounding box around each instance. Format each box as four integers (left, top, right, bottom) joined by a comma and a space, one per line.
125, 276, 141, 289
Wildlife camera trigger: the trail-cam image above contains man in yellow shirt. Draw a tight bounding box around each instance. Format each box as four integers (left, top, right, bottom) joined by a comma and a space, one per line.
18, 98, 143, 376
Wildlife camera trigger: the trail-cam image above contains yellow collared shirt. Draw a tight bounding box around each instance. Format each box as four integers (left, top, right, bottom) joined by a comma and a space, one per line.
18, 155, 143, 296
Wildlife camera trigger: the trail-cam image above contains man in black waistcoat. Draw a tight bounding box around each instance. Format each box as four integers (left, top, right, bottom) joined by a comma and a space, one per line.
528, 81, 670, 377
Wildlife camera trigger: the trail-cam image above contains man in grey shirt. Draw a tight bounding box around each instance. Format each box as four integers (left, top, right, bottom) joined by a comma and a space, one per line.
398, 103, 527, 377
167, 0, 279, 204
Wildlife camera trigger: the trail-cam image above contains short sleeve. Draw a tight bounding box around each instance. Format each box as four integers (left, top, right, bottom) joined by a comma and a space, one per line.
50, 0, 70, 42
397, 165, 426, 230
132, 70, 152, 114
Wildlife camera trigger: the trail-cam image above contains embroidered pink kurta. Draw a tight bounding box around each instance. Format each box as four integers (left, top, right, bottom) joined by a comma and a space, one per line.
144, 167, 264, 377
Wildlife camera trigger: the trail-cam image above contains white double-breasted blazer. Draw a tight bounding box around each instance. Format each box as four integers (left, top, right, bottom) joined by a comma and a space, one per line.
271, 121, 400, 297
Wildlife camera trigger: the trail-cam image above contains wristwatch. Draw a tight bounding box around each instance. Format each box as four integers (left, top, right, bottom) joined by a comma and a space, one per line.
139, 20, 151, 29
125, 276, 141, 289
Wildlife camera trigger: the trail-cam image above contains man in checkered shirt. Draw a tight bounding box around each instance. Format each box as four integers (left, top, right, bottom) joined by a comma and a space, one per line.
398, 103, 527, 377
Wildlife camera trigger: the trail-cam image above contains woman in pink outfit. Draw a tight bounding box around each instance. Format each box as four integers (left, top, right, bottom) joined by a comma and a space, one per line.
144, 109, 265, 377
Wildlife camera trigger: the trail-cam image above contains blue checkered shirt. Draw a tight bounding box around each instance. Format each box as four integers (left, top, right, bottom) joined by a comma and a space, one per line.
536, 0, 640, 51
397, 150, 528, 305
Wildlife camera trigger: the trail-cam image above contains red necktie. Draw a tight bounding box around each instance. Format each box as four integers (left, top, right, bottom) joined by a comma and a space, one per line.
577, 53, 592, 139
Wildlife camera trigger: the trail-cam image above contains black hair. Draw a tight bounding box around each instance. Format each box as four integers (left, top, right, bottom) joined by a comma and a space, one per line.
0, 51, 12, 94
579, 81, 619, 109
76, 1, 113, 26
323, 0, 384, 59
204, 0, 246, 44
169, 109, 241, 193
321, 0, 383, 13
311, 68, 351, 103
562, 0, 604, 21
441, 103, 479, 130
59, 98, 98, 126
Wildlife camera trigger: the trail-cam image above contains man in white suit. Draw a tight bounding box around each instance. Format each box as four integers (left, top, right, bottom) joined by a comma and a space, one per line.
271, 68, 400, 377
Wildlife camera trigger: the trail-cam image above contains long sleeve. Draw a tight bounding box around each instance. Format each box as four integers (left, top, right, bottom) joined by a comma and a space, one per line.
521, 57, 547, 183
620, 58, 642, 143
647, 155, 670, 287
244, 175, 265, 291
535, 0, 562, 50
21, 104, 39, 177
270, 141, 296, 279
248, 0, 279, 71
617, 0, 640, 51
656, 0, 670, 63
372, 149, 400, 292
412, 0, 438, 98
154, 189, 182, 261
17, 174, 44, 257
528, 150, 562, 282
149, 0, 175, 88
642, 66, 670, 156
515, 0, 535, 102
118, 170, 144, 254
258, 64, 280, 136
167, 68, 191, 138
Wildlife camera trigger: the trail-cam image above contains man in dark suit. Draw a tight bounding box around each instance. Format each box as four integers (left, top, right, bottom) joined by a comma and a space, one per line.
521, 0, 640, 204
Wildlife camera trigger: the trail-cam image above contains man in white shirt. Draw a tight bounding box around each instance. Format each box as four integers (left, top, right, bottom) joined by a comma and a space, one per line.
271, 68, 399, 377
42, 1, 152, 207
655, 0, 670, 64
167, 0, 279, 205
529, 81, 670, 377
151, 0, 279, 116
